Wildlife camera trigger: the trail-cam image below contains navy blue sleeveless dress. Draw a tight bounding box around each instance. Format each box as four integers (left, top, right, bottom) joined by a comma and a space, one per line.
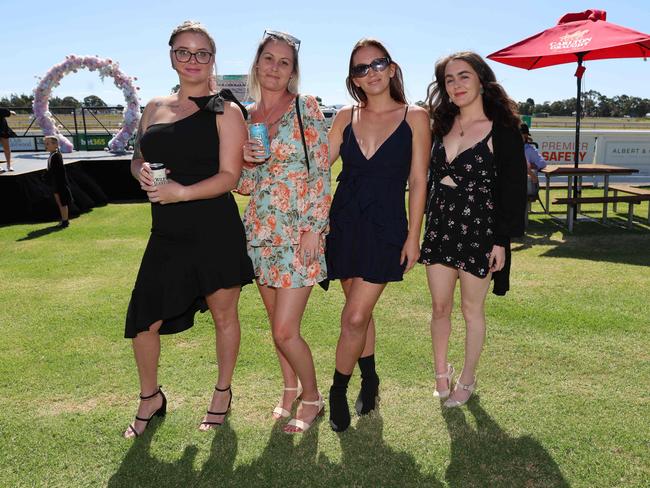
419, 131, 496, 277
124, 95, 254, 338
326, 106, 412, 283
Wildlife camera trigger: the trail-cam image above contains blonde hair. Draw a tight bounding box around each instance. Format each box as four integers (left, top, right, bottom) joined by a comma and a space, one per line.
44, 135, 59, 145
168, 20, 218, 90
168, 20, 216, 53
247, 32, 300, 104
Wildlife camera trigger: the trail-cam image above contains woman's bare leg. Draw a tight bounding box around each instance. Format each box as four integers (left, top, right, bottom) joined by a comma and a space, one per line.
200, 286, 242, 430
124, 320, 163, 438
257, 283, 301, 418
1, 138, 11, 170
426, 264, 458, 392
448, 270, 491, 403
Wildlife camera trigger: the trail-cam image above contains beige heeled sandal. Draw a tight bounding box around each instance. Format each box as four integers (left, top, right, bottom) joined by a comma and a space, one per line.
284, 393, 325, 434
433, 363, 455, 400
443, 377, 477, 408
272, 382, 303, 419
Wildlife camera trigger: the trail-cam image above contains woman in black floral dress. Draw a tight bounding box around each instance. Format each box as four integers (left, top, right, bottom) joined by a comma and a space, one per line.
419, 52, 526, 407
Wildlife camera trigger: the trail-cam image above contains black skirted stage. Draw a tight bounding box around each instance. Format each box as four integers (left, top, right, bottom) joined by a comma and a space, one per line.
0, 151, 144, 225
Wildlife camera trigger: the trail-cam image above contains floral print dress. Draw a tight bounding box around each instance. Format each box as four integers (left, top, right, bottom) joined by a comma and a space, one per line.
237, 95, 331, 288
419, 131, 496, 278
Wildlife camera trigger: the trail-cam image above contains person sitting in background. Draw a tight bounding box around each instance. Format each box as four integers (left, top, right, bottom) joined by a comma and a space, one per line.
0, 108, 17, 172
44, 136, 71, 228
520, 123, 546, 198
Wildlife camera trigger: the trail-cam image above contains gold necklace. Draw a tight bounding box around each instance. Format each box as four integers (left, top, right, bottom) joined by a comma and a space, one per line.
260, 94, 289, 127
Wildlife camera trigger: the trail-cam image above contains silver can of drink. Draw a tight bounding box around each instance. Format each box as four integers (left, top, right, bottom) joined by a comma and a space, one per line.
249, 123, 271, 160
149, 163, 168, 185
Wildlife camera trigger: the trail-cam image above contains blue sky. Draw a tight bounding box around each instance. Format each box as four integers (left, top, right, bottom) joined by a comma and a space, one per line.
1, 0, 648, 107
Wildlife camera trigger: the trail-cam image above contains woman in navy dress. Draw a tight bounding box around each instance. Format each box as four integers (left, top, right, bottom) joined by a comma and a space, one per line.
123, 21, 254, 438
326, 39, 431, 431
419, 52, 526, 407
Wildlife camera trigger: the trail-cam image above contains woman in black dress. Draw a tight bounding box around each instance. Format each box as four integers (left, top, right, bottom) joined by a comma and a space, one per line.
326, 39, 430, 431
123, 21, 254, 438
419, 52, 526, 407
0, 108, 16, 172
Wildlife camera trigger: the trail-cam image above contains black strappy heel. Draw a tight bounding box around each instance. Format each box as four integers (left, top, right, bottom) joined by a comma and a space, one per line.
124, 386, 167, 438
200, 385, 232, 429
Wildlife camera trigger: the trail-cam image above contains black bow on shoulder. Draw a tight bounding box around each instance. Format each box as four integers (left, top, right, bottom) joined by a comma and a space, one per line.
189, 89, 248, 119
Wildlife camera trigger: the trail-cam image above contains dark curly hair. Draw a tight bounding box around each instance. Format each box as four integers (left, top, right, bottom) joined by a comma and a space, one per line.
425, 51, 520, 138
346, 38, 407, 105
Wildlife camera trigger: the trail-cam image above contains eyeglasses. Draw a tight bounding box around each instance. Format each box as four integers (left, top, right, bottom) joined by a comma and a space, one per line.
350, 57, 391, 78
263, 30, 301, 52
172, 49, 213, 64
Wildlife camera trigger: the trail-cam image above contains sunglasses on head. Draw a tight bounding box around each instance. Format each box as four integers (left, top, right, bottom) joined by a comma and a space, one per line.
350, 57, 391, 78
263, 30, 301, 52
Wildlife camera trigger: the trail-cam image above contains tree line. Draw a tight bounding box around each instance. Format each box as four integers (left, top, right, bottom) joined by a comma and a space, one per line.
0, 93, 110, 112
517, 90, 650, 117
3, 90, 650, 117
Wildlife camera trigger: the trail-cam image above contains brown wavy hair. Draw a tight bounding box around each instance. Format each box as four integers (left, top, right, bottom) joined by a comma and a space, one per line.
425, 51, 520, 138
346, 38, 407, 105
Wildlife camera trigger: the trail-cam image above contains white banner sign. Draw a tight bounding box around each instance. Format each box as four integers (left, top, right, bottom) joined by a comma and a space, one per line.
9, 137, 36, 151
532, 133, 597, 164
217, 74, 250, 104
602, 140, 650, 165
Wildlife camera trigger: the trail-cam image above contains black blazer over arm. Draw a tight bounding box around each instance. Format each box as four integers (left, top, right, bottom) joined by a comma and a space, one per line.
490, 123, 527, 295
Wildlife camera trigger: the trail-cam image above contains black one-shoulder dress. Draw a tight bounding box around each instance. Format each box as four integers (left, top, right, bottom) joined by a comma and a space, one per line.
124, 95, 254, 338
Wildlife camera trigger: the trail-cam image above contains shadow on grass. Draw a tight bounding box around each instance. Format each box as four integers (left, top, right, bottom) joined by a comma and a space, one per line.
107, 417, 210, 488
516, 217, 650, 267
221, 420, 326, 486
334, 414, 443, 487
442, 396, 569, 488
108, 413, 444, 487
16, 224, 65, 241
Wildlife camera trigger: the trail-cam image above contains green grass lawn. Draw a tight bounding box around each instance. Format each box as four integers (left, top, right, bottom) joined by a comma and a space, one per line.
1, 195, 649, 487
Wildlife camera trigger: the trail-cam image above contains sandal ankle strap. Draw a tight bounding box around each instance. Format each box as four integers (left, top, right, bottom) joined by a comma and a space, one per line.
435, 364, 454, 379
139, 386, 162, 400
215, 385, 231, 392
300, 393, 323, 407
455, 379, 476, 391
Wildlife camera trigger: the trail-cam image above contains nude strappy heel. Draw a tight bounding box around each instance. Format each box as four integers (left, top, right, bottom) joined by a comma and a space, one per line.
284, 393, 325, 434
272, 381, 303, 419
433, 363, 455, 400
443, 377, 477, 408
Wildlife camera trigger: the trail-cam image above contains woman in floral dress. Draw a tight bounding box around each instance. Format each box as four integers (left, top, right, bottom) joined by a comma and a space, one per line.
237, 31, 330, 433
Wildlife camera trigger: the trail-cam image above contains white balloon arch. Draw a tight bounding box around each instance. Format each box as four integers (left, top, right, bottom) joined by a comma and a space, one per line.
32, 55, 140, 153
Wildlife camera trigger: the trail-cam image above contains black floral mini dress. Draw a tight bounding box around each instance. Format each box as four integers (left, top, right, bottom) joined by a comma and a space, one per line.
419, 131, 496, 278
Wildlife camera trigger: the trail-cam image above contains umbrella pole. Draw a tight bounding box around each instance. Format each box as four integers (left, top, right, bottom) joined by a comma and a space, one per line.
571, 53, 586, 229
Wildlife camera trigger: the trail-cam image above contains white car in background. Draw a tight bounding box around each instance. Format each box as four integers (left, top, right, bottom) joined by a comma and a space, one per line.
321, 106, 338, 128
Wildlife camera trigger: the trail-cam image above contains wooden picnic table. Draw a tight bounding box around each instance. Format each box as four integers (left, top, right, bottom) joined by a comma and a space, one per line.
539, 164, 640, 231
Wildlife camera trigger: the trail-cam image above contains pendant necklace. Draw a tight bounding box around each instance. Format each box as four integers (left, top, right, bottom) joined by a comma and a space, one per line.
458, 117, 465, 137
260, 94, 288, 130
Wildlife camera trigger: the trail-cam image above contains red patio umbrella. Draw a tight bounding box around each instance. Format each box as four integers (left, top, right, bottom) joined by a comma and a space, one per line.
488, 9, 650, 169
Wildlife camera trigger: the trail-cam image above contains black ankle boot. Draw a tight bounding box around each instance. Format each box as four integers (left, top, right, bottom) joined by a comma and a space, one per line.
355, 355, 380, 415
329, 369, 351, 432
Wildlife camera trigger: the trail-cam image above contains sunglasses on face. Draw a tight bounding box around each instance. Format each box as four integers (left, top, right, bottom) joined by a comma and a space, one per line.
172, 49, 213, 64
350, 57, 391, 78
263, 29, 301, 52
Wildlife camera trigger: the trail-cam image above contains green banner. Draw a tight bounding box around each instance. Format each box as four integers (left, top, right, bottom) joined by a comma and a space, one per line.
520, 114, 532, 127
73, 134, 113, 150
